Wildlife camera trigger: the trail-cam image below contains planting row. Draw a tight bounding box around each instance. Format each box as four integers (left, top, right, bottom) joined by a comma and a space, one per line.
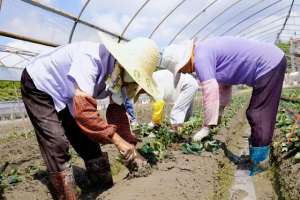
136, 94, 249, 164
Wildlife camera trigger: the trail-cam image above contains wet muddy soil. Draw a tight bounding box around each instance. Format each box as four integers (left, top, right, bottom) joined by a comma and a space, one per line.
0, 104, 297, 200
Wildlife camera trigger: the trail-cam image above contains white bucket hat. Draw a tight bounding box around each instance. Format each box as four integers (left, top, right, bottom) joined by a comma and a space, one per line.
99, 33, 160, 100
160, 40, 193, 86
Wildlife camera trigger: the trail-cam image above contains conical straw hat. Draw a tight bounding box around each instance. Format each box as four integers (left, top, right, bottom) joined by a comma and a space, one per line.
99, 33, 160, 100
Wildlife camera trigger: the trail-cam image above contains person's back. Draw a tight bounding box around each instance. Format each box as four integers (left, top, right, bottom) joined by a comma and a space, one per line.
195, 37, 284, 86
26, 42, 102, 111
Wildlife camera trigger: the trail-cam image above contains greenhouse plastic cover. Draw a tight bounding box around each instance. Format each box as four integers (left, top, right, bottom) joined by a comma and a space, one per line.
0, 0, 299, 79
0, 65, 23, 81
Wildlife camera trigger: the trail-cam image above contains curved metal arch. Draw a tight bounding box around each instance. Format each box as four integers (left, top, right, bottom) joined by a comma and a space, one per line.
19, 0, 129, 42
219, 0, 282, 36
168, 0, 219, 45
201, 0, 266, 40
0, 45, 38, 57
247, 29, 300, 40
243, 24, 283, 38
257, 32, 280, 41
0, 30, 59, 47
239, 16, 286, 37
248, 29, 280, 39
149, 0, 186, 38
234, 5, 289, 36
119, 0, 151, 42
68, 0, 91, 43
261, 33, 278, 40
276, 0, 295, 43
191, 0, 242, 40
262, 37, 277, 42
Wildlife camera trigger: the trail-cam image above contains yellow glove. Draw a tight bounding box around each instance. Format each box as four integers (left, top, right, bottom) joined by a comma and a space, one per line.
152, 100, 165, 124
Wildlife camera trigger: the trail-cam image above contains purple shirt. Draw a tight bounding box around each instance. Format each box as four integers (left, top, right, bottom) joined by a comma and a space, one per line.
194, 37, 284, 86
26, 42, 115, 112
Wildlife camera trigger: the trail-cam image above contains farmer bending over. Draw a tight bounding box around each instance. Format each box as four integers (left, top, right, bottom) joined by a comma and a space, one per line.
160, 37, 286, 176
21, 33, 160, 199
149, 70, 199, 128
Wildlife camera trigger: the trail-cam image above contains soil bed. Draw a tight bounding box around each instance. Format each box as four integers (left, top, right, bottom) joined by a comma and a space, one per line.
272, 133, 300, 200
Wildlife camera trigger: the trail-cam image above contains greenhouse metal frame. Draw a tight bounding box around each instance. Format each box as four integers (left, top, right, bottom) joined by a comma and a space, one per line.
0, 0, 299, 77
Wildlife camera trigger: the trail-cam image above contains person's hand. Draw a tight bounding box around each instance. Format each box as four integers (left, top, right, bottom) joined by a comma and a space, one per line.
112, 133, 147, 165
112, 133, 134, 153
112, 133, 150, 176
192, 127, 210, 142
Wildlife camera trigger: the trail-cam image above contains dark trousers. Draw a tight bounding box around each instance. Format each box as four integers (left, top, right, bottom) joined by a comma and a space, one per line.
246, 57, 287, 147
21, 69, 102, 173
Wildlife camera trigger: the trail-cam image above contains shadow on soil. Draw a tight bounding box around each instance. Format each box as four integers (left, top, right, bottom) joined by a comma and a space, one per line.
32, 165, 110, 200
220, 141, 251, 170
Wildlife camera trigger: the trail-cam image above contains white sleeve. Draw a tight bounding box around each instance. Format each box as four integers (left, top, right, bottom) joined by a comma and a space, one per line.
170, 75, 199, 124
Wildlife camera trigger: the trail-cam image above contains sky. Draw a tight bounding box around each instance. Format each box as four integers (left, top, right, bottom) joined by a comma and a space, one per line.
0, 0, 299, 68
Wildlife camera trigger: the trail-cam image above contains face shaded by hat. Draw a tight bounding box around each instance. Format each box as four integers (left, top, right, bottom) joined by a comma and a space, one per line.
99, 33, 160, 100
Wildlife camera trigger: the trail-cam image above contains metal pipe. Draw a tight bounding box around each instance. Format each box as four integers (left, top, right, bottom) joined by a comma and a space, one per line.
248, 29, 300, 40
250, 30, 280, 40
260, 36, 277, 43
149, 0, 186, 38
19, 0, 128, 41
119, 0, 151, 42
236, 5, 294, 36
258, 31, 300, 38
276, 0, 295, 43
68, 0, 91, 43
201, 0, 266, 40
0, 45, 38, 56
260, 35, 277, 42
0, 30, 59, 47
168, 0, 218, 45
243, 24, 283, 38
191, 0, 241, 40
220, 0, 283, 36
239, 15, 286, 37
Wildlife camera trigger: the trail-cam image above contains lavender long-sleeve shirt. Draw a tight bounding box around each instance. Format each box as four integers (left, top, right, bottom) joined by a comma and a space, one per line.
193, 37, 284, 126
195, 37, 284, 86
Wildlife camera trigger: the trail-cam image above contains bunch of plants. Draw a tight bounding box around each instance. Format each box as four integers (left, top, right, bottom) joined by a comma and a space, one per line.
136, 95, 248, 165
274, 88, 300, 162
0, 81, 21, 101
0, 163, 22, 193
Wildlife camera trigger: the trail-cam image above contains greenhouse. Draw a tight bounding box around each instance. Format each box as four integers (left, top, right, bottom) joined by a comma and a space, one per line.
0, 0, 299, 199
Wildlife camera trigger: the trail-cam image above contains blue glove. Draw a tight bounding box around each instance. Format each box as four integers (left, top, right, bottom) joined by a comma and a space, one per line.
249, 145, 270, 176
